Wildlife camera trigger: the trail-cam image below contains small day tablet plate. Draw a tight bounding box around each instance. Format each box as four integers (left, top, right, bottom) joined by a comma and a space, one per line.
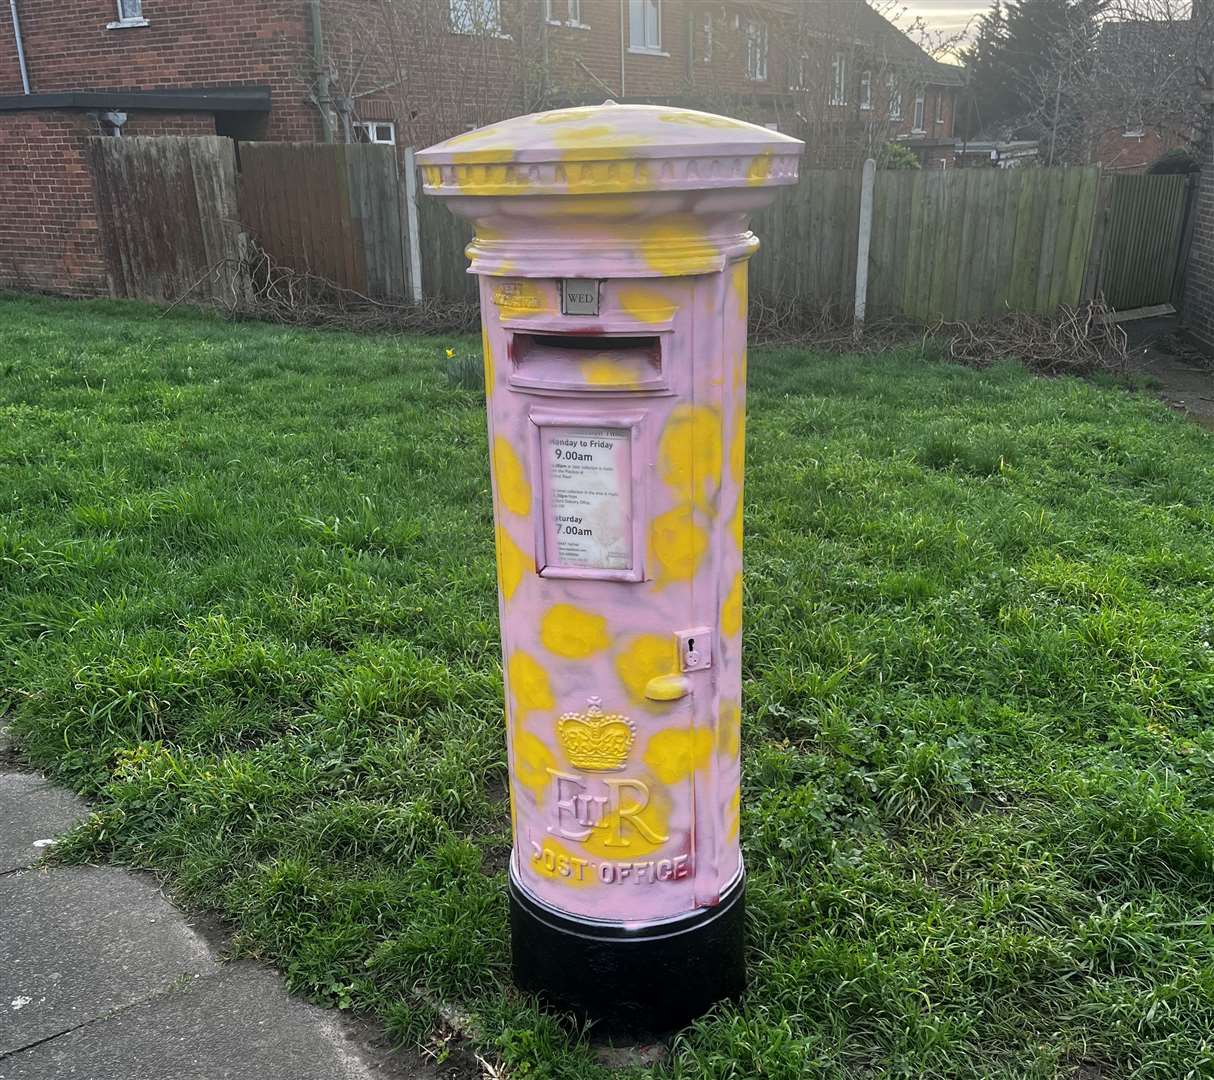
561, 279, 600, 316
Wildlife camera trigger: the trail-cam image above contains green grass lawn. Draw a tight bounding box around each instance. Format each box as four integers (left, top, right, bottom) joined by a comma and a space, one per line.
3, 295, 1214, 1079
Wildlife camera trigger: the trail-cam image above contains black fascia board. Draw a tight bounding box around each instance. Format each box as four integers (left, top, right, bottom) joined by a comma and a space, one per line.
0, 87, 272, 112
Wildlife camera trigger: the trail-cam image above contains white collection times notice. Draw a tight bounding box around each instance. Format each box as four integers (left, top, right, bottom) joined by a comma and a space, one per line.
543, 427, 632, 571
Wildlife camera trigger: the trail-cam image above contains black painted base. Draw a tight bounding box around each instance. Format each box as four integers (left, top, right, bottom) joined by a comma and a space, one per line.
508, 867, 746, 1034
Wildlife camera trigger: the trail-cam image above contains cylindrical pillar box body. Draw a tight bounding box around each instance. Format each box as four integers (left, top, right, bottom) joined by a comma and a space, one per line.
418, 104, 801, 1031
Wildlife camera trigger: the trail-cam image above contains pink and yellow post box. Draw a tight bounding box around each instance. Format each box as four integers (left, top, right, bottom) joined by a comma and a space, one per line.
418, 103, 801, 1030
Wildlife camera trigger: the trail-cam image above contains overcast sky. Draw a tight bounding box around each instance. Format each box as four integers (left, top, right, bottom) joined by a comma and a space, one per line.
898, 0, 990, 39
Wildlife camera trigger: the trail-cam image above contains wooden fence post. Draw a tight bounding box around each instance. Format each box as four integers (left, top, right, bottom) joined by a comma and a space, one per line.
403, 146, 424, 303
853, 158, 876, 340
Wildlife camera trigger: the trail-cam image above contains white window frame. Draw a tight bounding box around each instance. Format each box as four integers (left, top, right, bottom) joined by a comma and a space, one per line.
829, 51, 847, 106
449, 0, 503, 36
934, 91, 944, 124
107, 0, 148, 29
546, 0, 586, 27
859, 69, 872, 111
796, 53, 811, 90
745, 18, 768, 82
700, 10, 713, 63
354, 120, 396, 146
913, 91, 926, 132
628, 0, 663, 55
888, 74, 902, 120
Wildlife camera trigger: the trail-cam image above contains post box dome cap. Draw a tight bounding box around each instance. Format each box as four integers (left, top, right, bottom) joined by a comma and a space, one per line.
416, 102, 803, 198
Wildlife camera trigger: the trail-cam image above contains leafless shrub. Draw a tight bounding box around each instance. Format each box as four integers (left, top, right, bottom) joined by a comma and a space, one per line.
922, 302, 1130, 375
164, 242, 479, 334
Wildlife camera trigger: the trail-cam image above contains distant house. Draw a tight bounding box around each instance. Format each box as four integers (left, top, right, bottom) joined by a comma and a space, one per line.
1087, 17, 1199, 171
0, 0, 961, 297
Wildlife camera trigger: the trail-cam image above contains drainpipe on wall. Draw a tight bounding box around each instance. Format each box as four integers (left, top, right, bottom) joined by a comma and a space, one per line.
308, 0, 333, 143
618, 0, 625, 99
9, 0, 30, 95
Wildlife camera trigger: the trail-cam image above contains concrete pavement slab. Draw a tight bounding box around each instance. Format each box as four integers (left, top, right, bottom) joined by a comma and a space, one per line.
0, 964, 433, 1080
0, 773, 90, 874
0, 866, 217, 1056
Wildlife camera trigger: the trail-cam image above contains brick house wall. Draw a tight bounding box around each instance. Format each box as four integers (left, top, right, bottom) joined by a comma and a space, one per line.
0, 0, 959, 297
0, 107, 224, 295
0, 111, 107, 295
0, 0, 314, 138
1184, 104, 1213, 350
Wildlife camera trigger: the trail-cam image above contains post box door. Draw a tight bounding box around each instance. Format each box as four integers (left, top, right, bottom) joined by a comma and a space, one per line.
505, 300, 730, 923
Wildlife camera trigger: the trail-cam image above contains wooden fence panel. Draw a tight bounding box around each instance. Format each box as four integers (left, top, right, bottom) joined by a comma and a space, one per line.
1098, 173, 1190, 311
750, 169, 861, 314
414, 183, 476, 303
89, 136, 240, 303
238, 142, 407, 299
859, 165, 1102, 322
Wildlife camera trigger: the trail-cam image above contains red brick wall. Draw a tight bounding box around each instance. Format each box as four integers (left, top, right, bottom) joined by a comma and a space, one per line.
0, 109, 222, 296
0, 0, 316, 141
1185, 126, 1213, 351
1091, 124, 1186, 172
0, 110, 107, 295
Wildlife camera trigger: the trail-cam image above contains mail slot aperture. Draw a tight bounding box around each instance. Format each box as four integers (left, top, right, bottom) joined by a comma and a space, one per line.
510, 332, 664, 394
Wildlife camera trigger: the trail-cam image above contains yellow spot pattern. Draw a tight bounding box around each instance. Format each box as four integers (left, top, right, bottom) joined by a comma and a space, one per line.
746, 151, 774, 186
615, 634, 678, 702
618, 287, 676, 325
560, 155, 652, 196
493, 280, 552, 319
540, 604, 609, 659
658, 405, 722, 507
582, 355, 643, 388
729, 494, 744, 553
508, 651, 554, 715
649, 504, 709, 585
718, 699, 741, 759
530, 835, 595, 887
492, 436, 530, 517
657, 112, 748, 129
494, 522, 529, 603
722, 572, 743, 638
637, 216, 720, 277
579, 787, 672, 859
726, 788, 741, 842
729, 410, 746, 486
513, 728, 556, 799
731, 262, 749, 322
644, 727, 714, 784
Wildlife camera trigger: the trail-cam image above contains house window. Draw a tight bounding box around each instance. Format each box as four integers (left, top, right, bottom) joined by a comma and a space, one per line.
108, 0, 147, 27
628, 0, 661, 52
934, 92, 944, 124
888, 74, 901, 120
913, 91, 925, 131
796, 54, 811, 90
450, 0, 501, 35
355, 121, 396, 145
546, 0, 584, 25
745, 18, 767, 81
829, 52, 847, 106
700, 11, 713, 62
860, 69, 872, 110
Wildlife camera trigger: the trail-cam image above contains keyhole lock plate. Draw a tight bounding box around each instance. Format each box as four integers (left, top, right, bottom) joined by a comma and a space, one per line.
676, 628, 713, 673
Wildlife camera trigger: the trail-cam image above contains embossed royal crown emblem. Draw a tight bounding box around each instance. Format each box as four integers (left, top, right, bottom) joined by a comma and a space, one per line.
556, 697, 635, 772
